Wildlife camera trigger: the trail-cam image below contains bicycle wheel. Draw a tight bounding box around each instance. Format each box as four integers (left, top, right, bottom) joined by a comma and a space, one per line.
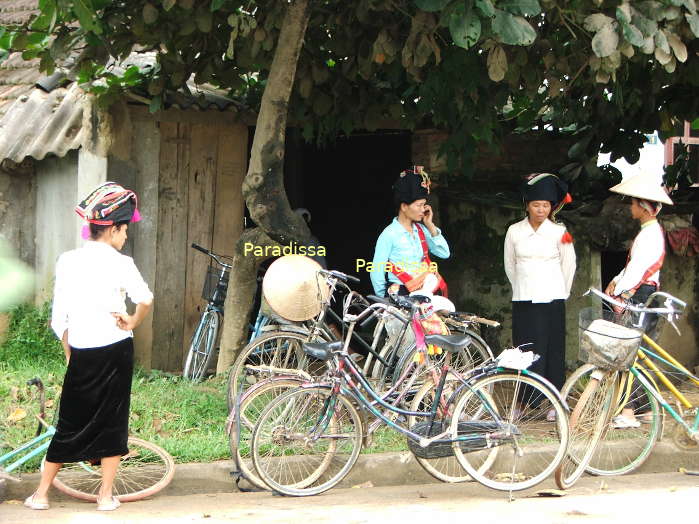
251, 386, 363, 496
562, 364, 661, 476
226, 331, 320, 411
452, 372, 569, 491
555, 370, 617, 489
183, 310, 219, 381
392, 333, 492, 387
50, 437, 174, 502
229, 377, 304, 490
408, 375, 495, 483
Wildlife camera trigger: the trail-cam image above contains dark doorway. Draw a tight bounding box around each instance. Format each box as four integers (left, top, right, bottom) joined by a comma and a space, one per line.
285, 130, 412, 296
601, 250, 627, 290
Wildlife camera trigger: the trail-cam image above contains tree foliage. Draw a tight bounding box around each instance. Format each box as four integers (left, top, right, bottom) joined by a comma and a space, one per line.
2, 0, 698, 177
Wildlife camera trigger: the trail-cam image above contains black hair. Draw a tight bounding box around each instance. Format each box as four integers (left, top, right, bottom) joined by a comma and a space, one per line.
89, 220, 129, 240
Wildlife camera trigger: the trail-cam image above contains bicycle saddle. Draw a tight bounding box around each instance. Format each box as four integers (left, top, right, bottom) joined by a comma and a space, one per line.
303, 341, 343, 361
424, 334, 472, 353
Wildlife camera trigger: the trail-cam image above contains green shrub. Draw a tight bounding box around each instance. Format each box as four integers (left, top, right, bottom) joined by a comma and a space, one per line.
0, 303, 63, 367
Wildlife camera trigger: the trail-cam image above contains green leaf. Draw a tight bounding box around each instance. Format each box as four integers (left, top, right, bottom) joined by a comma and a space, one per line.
591, 23, 619, 57
210, 0, 226, 11
654, 29, 670, 54
163, 0, 176, 11
487, 45, 507, 81
196, 8, 213, 32
475, 0, 495, 18
413, 0, 451, 12
449, 4, 481, 49
631, 12, 658, 37
143, 3, 159, 25
491, 10, 536, 46
620, 21, 644, 46
312, 91, 332, 116
73, 0, 103, 34
686, 13, 699, 37
498, 0, 541, 16
691, 117, 699, 129
584, 13, 613, 32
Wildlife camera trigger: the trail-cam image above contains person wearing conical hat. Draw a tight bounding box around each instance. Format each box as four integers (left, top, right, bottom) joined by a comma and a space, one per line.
604, 172, 673, 429
370, 166, 450, 298
604, 171, 673, 305
25, 182, 153, 512
504, 173, 576, 420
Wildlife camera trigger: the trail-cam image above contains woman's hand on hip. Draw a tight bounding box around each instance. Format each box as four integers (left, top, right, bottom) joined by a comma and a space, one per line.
112, 312, 138, 331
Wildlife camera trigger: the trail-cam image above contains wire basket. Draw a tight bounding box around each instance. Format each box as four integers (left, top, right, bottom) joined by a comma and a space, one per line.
578, 307, 642, 371
202, 265, 229, 306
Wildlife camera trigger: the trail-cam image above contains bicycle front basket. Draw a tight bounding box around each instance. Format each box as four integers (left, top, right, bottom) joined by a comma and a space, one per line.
578, 307, 642, 371
202, 265, 229, 304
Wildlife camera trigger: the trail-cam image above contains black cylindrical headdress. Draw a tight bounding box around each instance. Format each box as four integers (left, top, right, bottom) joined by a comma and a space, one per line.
393, 166, 431, 207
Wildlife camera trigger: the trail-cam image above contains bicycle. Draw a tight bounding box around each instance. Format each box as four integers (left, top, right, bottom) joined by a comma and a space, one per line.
0, 378, 175, 503
555, 287, 695, 489
183, 243, 233, 381
248, 295, 570, 496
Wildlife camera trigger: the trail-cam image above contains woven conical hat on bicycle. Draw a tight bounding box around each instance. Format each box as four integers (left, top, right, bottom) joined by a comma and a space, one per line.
609, 172, 673, 205
262, 255, 330, 322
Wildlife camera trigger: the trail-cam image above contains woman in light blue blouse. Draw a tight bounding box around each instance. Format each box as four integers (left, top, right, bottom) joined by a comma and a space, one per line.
370, 166, 450, 298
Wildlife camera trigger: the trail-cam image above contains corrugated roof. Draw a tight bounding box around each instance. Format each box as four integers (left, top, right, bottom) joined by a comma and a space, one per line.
0, 0, 37, 25
0, 52, 42, 117
0, 1, 41, 117
0, 82, 86, 163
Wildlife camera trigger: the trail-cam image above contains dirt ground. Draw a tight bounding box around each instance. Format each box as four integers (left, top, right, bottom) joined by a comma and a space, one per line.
2, 471, 697, 524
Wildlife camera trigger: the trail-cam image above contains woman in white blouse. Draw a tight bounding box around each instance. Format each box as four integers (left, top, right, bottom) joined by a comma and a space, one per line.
25, 183, 153, 512
504, 174, 576, 420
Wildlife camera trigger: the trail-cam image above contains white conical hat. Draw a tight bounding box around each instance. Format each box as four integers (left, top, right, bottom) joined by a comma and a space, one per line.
609, 172, 673, 205
262, 255, 330, 322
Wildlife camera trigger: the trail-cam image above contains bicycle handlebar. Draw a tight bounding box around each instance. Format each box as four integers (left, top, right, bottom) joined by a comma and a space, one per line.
318, 268, 360, 284
190, 243, 233, 269
585, 288, 685, 316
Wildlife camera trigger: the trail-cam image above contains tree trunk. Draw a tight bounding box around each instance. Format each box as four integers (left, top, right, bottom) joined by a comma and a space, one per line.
217, 0, 312, 374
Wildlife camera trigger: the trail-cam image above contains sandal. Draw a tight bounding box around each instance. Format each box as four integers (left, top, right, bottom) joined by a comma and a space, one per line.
24, 493, 49, 510
97, 496, 121, 511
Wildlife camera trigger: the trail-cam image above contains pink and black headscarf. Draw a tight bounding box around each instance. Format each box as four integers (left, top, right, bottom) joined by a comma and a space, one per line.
75, 182, 141, 239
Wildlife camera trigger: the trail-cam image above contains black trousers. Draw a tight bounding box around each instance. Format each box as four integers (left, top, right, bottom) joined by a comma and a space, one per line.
512, 300, 566, 402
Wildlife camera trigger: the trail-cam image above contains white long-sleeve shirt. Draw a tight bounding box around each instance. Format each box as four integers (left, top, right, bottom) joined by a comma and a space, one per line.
612, 219, 665, 296
504, 218, 576, 303
51, 241, 153, 349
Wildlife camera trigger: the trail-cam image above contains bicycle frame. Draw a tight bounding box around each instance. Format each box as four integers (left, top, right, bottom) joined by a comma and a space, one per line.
0, 425, 55, 478
629, 365, 699, 438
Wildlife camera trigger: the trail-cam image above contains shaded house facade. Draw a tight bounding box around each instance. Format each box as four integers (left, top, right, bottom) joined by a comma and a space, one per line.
0, 46, 250, 371
412, 130, 698, 370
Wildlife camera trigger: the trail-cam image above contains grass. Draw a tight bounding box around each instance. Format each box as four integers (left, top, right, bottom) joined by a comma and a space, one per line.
0, 303, 230, 471
1, 304, 409, 473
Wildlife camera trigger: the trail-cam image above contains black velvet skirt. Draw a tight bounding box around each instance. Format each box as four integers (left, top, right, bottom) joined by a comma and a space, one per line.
46, 337, 134, 463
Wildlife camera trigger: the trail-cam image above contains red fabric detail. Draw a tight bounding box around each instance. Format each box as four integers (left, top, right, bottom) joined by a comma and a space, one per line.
561, 231, 573, 244
562, 193, 573, 204
667, 227, 699, 257
390, 225, 448, 297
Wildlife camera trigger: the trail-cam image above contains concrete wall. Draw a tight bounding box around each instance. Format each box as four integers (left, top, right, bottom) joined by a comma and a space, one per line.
655, 252, 698, 368
0, 168, 36, 265
34, 152, 79, 303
